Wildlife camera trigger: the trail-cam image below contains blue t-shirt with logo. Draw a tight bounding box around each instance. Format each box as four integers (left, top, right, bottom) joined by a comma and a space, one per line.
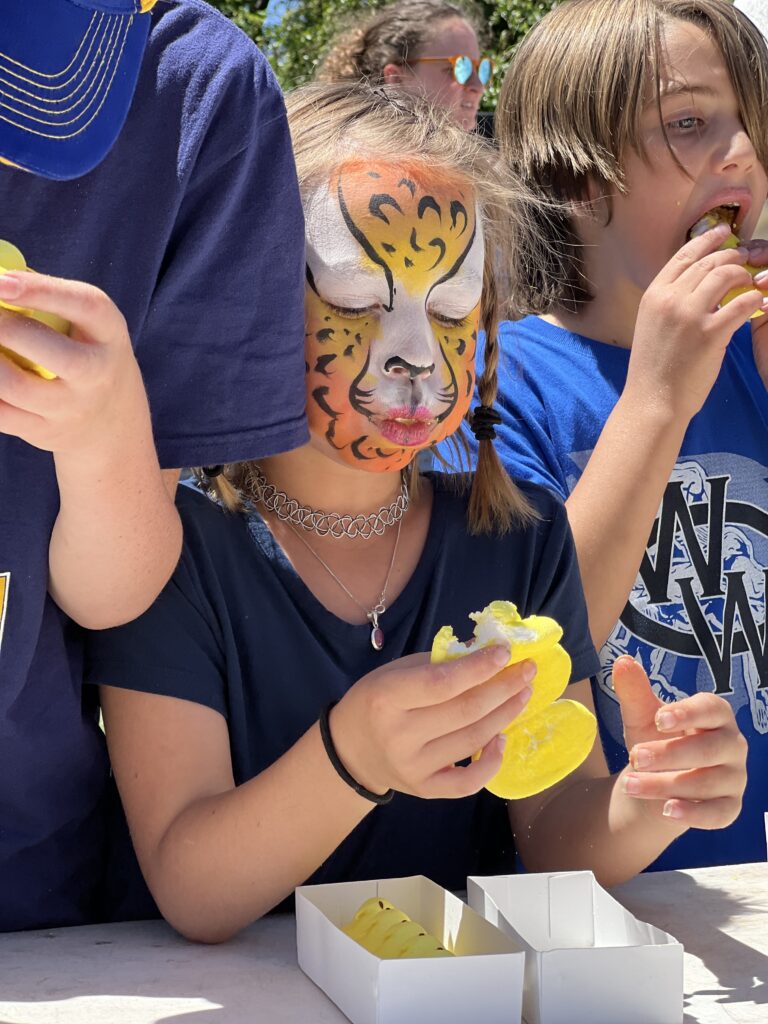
0, 0, 306, 930
492, 314, 768, 869
84, 476, 600, 920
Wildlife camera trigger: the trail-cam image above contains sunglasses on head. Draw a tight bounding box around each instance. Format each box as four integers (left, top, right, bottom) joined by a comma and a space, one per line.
409, 54, 494, 86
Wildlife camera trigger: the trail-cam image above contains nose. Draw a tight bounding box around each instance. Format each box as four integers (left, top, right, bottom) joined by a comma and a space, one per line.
384, 356, 435, 381
717, 121, 756, 175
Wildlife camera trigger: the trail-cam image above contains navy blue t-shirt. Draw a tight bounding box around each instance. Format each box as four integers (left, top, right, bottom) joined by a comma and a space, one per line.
0, 0, 306, 930
85, 476, 600, 918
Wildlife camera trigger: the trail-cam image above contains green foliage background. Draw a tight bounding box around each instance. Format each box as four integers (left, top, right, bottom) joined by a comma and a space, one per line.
207, 0, 560, 109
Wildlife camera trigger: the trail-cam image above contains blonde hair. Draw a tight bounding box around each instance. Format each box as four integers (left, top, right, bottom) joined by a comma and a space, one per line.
204, 82, 538, 534
317, 0, 484, 85
496, 0, 768, 313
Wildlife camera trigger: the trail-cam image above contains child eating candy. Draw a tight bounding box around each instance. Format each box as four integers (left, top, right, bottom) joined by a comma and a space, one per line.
492, 0, 763, 870
86, 82, 747, 941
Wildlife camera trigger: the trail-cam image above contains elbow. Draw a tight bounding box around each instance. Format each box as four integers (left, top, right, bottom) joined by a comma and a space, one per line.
156, 892, 267, 945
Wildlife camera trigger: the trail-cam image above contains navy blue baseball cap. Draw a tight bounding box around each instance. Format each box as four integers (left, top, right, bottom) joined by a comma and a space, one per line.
0, 0, 156, 180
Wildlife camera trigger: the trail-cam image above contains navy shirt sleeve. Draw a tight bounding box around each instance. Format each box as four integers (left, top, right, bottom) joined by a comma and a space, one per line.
132, 7, 308, 467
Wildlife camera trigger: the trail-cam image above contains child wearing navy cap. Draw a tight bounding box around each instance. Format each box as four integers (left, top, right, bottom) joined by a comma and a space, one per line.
0, 0, 306, 930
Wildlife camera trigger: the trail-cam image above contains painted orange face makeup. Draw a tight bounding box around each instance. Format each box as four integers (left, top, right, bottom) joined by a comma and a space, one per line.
304, 160, 482, 472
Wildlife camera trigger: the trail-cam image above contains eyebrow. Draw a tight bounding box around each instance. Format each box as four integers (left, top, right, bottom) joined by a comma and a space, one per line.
657, 81, 718, 101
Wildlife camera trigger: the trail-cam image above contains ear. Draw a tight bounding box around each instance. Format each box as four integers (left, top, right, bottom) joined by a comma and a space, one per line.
383, 63, 405, 85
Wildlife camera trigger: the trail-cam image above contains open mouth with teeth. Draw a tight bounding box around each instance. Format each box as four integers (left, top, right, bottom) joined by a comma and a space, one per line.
688, 203, 741, 241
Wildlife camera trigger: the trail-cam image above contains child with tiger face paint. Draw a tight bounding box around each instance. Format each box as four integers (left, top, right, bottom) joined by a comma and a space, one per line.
304, 160, 482, 471
86, 85, 720, 942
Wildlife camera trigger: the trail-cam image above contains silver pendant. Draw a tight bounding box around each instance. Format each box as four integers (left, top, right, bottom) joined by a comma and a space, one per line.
369, 610, 384, 651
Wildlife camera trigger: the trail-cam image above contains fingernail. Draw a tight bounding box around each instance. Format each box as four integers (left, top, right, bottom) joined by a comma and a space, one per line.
489, 645, 510, 668
623, 773, 641, 795
656, 709, 677, 731
631, 747, 652, 769
755, 271, 768, 285
736, 246, 750, 257
663, 800, 684, 819
517, 684, 532, 706
0, 275, 22, 299
520, 659, 537, 684
496, 733, 507, 753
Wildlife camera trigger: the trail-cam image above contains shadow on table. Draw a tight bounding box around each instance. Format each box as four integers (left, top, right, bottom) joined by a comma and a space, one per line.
616, 869, 767, 1022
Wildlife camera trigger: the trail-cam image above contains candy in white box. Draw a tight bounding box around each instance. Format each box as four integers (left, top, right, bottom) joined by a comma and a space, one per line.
296, 874, 525, 1024
467, 871, 683, 1024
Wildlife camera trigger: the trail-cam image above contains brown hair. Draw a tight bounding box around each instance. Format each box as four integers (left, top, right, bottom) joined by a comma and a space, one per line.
496, 0, 768, 314
203, 82, 538, 534
317, 0, 485, 85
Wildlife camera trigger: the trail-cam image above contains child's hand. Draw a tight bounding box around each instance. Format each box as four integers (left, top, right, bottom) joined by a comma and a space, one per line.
0, 270, 147, 454
743, 239, 768, 388
627, 223, 763, 423
613, 655, 747, 830
329, 645, 534, 799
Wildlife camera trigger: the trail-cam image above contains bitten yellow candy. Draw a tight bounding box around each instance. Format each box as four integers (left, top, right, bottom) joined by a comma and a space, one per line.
0, 239, 69, 379
431, 601, 597, 800
342, 897, 453, 959
689, 209, 765, 319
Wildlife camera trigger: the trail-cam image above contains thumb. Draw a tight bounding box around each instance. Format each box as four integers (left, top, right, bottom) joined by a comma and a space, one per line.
611, 655, 663, 734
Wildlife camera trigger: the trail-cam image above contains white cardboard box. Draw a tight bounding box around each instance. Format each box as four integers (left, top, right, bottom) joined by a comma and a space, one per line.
467, 871, 683, 1024
296, 874, 525, 1024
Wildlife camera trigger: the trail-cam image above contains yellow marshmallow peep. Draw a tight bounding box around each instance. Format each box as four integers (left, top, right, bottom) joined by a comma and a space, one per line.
688, 209, 765, 319
431, 601, 597, 799
0, 239, 70, 379
342, 897, 453, 959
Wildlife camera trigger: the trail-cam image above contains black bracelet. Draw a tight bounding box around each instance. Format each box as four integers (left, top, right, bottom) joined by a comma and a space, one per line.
319, 701, 395, 805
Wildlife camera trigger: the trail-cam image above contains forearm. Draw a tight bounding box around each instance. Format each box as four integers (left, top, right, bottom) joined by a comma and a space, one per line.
49, 413, 181, 628
516, 767, 686, 887
141, 722, 372, 943
566, 392, 688, 648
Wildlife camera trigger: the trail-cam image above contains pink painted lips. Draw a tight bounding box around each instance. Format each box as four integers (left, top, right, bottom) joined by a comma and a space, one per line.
373, 406, 436, 446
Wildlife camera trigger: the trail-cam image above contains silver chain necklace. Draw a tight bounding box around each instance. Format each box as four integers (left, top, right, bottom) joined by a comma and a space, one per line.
288, 514, 403, 651
246, 465, 409, 540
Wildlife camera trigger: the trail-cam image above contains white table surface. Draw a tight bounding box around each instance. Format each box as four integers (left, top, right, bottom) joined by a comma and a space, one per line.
0, 863, 764, 1024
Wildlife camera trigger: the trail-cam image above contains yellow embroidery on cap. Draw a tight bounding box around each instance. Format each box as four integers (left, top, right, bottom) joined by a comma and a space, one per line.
140, 1, 158, 11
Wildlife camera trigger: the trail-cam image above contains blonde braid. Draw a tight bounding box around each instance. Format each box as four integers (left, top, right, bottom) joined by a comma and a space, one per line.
466, 248, 536, 534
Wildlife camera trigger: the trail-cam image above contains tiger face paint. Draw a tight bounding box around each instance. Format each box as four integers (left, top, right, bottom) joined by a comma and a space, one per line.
304, 160, 482, 472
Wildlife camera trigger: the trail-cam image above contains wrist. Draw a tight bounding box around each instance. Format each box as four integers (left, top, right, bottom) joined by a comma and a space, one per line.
326, 698, 393, 799
614, 384, 691, 435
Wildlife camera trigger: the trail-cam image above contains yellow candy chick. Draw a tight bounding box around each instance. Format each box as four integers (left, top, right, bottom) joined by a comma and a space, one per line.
688, 208, 765, 319
0, 239, 70, 378
431, 601, 597, 800
342, 898, 454, 959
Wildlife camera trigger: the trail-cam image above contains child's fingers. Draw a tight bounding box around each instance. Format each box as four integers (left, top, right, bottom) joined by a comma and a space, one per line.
414, 659, 535, 735
711, 289, 766, 330
0, 272, 126, 344
676, 245, 750, 291
397, 644, 511, 710
422, 684, 532, 770
660, 797, 742, 829
422, 733, 506, 799
655, 222, 733, 284
611, 655, 663, 733
623, 764, 743, 802
629, 727, 744, 773
654, 690, 740, 734
691, 263, 757, 310
0, 308, 89, 380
